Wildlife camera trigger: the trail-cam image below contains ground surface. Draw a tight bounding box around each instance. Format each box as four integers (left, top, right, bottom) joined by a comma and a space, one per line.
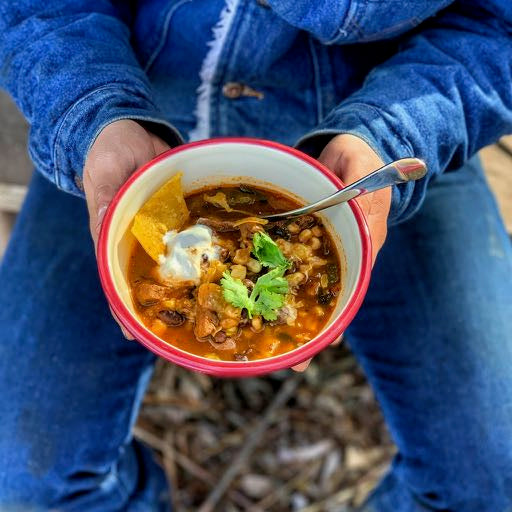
1, 90, 511, 511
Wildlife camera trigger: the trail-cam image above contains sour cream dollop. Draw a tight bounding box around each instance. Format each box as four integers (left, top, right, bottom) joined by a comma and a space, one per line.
159, 224, 219, 283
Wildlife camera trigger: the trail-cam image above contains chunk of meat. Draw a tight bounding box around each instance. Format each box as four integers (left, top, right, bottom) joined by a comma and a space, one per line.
268, 216, 315, 239
196, 283, 242, 342
157, 310, 186, 326
197, 217, 238, 232
270, 305, 297, 326
194, 308, 218, 339
209, 331, 236, 350
239, 222, 264, 243
134, 280, 171, 306
295, 216, 316, 230
268, 223, 291, 241
159, 298, 196, 321
197, 283, 240, 321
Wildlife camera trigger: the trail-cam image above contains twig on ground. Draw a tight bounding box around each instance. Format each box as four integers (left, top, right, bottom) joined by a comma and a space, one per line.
197, 373, 303, 512
133, 425, 257, 511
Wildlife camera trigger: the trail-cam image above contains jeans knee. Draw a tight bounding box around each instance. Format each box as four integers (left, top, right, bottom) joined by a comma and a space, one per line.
365, 461, 512, 512
408, 445, 512, 511
0, 473, 53, 511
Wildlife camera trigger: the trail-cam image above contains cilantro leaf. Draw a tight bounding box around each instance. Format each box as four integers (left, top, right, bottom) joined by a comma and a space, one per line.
251, 266, 289, 297
254, 290, 285, 321
250, 267, 289, 320
252, 232, 290, 269
220, 272, 254, 317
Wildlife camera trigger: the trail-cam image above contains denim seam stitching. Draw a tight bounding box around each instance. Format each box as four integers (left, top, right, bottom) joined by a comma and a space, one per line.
303, 101, 414, 156
325, 0, 365, 44
349, 102, 414, 155
83, 113, 181, 173
52, 83, 154, 189
144, 0, 193, 74
307, 35, 323, 124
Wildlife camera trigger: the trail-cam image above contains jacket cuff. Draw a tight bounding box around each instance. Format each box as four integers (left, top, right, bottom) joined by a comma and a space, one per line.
295, 102, 426, 225
50, 84, 183, 197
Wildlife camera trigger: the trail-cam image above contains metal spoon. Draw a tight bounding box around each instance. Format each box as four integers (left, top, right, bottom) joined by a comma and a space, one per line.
262, 157, 427, 221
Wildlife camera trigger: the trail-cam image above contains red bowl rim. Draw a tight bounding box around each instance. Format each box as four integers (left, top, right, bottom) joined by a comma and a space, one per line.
97, 137, 372, 377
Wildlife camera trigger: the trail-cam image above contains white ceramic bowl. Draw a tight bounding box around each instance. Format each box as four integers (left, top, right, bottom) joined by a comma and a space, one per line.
98, 138, 371, 376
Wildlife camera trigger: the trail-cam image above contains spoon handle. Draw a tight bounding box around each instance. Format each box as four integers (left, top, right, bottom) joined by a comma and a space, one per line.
264, 157, 427, 221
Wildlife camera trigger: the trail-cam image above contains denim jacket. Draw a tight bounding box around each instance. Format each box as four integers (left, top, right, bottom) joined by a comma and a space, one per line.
0, 0, 511, 223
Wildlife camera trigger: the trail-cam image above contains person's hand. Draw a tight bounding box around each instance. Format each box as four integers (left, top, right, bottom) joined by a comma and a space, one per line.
292, 133, 391, 372
83, 119, 171, 338
83, 119, 171, 247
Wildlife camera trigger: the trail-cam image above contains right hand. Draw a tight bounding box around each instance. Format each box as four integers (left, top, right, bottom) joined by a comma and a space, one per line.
83, 119, 171, 338
83, 119, 171, 248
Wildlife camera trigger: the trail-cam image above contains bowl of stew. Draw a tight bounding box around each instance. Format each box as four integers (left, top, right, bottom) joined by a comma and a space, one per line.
98, 138, 371, 377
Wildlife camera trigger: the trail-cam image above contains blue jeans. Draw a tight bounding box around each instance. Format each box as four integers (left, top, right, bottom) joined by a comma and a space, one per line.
0, 158, 511, 511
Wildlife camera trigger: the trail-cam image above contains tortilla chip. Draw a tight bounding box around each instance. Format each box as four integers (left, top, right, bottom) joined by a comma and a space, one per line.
131, 172, 190, 262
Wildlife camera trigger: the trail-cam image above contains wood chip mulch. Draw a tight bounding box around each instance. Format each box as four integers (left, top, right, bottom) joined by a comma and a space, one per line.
135, 343, 395, 512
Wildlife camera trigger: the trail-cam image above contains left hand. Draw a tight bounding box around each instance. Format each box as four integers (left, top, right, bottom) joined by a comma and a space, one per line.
292, 133, 392, 372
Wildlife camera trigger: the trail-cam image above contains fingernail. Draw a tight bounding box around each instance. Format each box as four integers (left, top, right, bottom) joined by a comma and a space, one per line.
95, 205, 108, 235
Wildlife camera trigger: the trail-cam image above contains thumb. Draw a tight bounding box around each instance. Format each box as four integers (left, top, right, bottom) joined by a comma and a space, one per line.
318, 134, 391, 265
84, 160, 129, 250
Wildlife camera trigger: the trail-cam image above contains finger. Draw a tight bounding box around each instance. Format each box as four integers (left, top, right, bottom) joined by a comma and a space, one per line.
292, 359, 311, 372
365, 189, 391, 265
91, 182, 116, 241
83, 165, 122, 250
151, 134, 172, 155
331, 334, 344, 346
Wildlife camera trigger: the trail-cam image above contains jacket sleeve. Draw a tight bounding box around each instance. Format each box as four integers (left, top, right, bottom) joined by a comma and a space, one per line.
0, 1, 182, 197
296, 0, 512, 224
266, 0, 453, 45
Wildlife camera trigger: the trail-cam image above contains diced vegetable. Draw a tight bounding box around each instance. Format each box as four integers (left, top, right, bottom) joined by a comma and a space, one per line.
286, 272, 305, 287
326, 263, 340, 285
204, 191, 234, 212
317, 290, 334, 305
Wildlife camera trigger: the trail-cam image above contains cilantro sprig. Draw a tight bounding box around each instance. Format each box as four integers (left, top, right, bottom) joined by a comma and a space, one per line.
221, 231, 291, 321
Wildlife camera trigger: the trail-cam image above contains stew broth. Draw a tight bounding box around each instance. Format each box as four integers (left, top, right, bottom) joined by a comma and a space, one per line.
128, 185, 342, 361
